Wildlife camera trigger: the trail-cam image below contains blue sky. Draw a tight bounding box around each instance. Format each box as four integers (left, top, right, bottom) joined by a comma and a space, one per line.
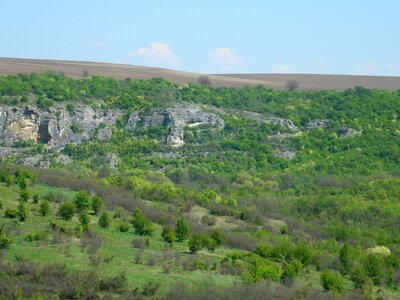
1, 0, 399, 75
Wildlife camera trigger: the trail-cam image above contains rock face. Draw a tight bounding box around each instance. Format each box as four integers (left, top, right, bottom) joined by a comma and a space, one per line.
0, 105, 121, 149
338, 127, 361, 138
306, 119, 329, 130
126, 104, 225, 147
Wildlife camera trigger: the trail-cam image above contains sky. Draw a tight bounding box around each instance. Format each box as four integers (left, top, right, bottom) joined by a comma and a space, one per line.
1, 0, 399, 75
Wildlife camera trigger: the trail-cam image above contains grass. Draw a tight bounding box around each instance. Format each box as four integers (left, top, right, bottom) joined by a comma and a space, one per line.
0, 182, 240, 291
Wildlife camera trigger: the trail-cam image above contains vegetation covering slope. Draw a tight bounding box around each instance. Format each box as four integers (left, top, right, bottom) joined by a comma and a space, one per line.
0, 72, 400, 299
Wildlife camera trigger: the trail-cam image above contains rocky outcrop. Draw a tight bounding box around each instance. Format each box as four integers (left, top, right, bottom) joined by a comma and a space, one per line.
126, 104, 225, 147
306, 119, 329, 130
338, 127, 361, 138
0, 105, 121, 149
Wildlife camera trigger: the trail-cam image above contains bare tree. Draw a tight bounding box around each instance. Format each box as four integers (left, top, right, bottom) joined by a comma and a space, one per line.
198, 75, 211, 86
285, 80, 299, 91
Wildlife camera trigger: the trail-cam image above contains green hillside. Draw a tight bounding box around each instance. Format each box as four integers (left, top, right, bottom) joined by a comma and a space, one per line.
1, 72, 400, 299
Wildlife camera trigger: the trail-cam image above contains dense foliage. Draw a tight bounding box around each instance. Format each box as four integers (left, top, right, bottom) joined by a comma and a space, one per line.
0, 72, 400, 298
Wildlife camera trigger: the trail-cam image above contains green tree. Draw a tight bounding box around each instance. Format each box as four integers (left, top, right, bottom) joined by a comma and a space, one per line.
17, 201, 27, 221
320, 269, 345, 293
98, 211, 111, 228
32, 193, 40, 204
74, 191, 91, 211
175, 216, 189, 242
161, 226, 176, 244
57, 202, 77, 220
130, 209, 153, 236
79, 210, 90, 228
339, 243, 352, 275
39, 200, 50, 216
188, 234, 204, 254
210, 229, 225, 245
91, 195, 103, 215
19, 190, 30, 202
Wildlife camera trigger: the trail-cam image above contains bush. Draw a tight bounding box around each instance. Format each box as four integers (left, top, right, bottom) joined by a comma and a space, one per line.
99, 272, 127, 293
130, 209, 154, 236
79, 210, 90, 227
91, 195, 103, 215
210, 229, 225, 245
4, 207, 18, 219
74, 191, 91, 211
32, 193, 40, 204
17, 201, 27, 221
189, 234, 204, 254
162, 226, 176, 244
118, 222, 130, 232
57, 202, 77, 220
19, 190, 29, 202
39, 200, 50, 216
132, 237, 148, 250
98, 211, 110, 228
281, 259, 303, 280
320, 269, 345, 293
175, 216, 189, 242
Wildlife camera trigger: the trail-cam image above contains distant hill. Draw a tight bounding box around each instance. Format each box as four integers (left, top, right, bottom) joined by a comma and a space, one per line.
0, 57, 400, 90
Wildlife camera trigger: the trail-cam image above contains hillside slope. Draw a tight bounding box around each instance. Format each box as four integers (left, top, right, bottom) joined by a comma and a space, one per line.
1, 57, 400, 90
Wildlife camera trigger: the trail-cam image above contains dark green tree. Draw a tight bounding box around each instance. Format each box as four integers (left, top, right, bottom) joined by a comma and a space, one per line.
339, 243, 352, 275
91, 195, 103, 215
17, 201, 27, 221
130, 209, 153, 236
98, 211, 111, 228
19, 190, 29, 202
188, 234, 204, 254
57, 202, 77, 220
320, 270, 345, 293
32, 194, 40, 204
39, 200, 50, 216
175, 216, 189, 242
79, 210, 90, 228
161, 226, 176, 244
74, 191, 91, 211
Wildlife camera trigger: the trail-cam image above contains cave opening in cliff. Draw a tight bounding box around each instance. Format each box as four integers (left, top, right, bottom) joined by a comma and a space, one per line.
37, 120, 50, 144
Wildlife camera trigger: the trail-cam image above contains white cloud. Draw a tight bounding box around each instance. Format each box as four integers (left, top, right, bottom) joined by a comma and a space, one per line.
209, 47, 245, 72
355, 61, 379, 75
271, 63, 298, 73
87, 40, 107, 49
128, 42, 181, 69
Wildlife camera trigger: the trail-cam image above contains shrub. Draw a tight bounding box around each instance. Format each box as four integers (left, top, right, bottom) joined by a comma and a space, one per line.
39, 200, 50, 216
4, 208, 18, 219
91, 195, 103, 215
0, 224, 11, 249
74, 191, 91, 211
175, 216, 189, 242
57, 202, 77, 220
132, 237, 148, 250
99, 272, 127, 294
32, 194, 40, 204
98, 211, 110, 228
320, 269, 345, 293
281, 259, 303, 280
19, 190, 29, 202
242, 257, 280, 283
210, 229, 225, 245
79, 210, 90, 227
188, 234, 204, 254
118, 222, 130, 232
130, 209, 154, 236
162, 226, 176, 244
17, 201, 27, 221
